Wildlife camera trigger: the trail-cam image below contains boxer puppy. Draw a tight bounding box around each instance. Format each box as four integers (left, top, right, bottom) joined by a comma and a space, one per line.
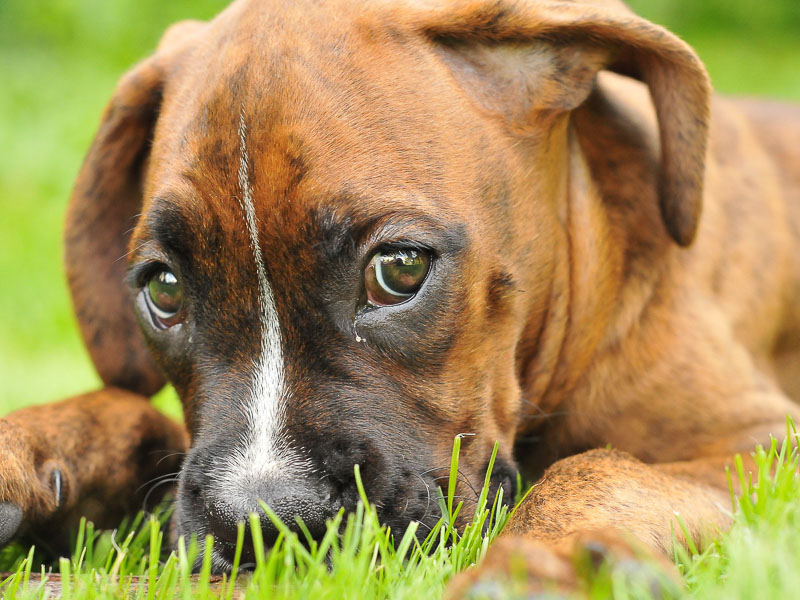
1, 0, 799, 590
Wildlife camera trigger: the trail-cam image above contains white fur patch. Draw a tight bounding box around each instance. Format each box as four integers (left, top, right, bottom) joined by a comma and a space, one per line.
215, 110, 311, 498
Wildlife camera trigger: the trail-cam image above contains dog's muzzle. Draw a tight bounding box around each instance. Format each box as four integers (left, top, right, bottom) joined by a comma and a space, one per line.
191, 470, 333, 547
173, 424, 395, 569
175, 451, 339, 567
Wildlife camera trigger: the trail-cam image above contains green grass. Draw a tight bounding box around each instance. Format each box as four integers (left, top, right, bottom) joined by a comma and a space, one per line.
2, 429, 800, 599
2, 0, 800, 598
0, 439, 515, 599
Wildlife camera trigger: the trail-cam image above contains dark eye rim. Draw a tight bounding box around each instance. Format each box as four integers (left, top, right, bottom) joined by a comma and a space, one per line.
362, 244, 434, 309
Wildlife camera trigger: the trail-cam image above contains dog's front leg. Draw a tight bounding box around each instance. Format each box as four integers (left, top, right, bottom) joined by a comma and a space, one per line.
0, 388, 186, 547
448, 449, 755, 597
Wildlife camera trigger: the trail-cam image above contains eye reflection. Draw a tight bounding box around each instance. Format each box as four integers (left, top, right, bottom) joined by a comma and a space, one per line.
365, 249, 430, 306
144, 269, 184, 328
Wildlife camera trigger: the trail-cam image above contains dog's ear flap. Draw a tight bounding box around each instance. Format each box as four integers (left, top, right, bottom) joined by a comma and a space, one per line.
422, 0, 711, 246
65, 21, 204, 396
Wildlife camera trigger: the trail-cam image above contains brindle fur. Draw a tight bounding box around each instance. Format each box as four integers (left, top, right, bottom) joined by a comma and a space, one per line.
1, 0, 799, 592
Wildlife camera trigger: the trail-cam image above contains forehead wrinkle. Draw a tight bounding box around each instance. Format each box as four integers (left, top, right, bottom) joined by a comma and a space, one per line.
138, 189, 249, 272
313, 203, 467, 259
141, 197, 200, 262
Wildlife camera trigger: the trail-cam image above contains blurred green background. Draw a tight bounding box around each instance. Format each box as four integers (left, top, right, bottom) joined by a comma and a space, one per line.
0, 0, 798, 417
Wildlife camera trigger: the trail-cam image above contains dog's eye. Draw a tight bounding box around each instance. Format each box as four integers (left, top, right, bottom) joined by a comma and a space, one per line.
365, 249, 431, 306
145, 269, 184, 328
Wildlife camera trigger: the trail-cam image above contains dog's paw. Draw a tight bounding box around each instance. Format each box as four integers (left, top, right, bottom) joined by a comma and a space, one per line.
446, 536, 576, 599
446, 530, 681, 600
0, 418, 66, 545
571, 529, 682, 599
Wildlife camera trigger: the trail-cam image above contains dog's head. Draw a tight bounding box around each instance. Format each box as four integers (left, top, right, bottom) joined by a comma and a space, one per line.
65, 0, 709, 569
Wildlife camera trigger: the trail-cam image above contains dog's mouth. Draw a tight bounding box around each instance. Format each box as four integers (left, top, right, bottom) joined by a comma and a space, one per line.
172, 454, 462, 572
202, 498, 340, 573
170, 422, 519, 573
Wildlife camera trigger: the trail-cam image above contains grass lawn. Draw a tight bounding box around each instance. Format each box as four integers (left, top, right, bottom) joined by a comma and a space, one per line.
2, 430, 800, 599
1, 0, 799, 598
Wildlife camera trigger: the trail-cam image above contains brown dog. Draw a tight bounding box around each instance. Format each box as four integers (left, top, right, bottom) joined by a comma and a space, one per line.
1, 0, 799, 590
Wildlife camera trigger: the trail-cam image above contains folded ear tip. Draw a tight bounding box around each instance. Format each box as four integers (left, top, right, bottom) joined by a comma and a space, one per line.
667, 222, 698, 248
659, 182, 702, 247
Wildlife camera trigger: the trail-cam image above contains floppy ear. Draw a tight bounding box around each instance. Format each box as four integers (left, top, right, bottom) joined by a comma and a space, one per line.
64, 21, 204, 396
419, 0, 711, 246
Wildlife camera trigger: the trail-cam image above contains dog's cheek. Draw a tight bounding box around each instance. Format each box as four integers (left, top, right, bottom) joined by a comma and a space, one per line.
131, 299, 196, 386
132, 310, 220, 433
171, 442, 216, 539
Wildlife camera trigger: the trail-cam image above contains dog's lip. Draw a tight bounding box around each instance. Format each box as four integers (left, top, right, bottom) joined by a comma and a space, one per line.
206, 522, 317, 572
212, 538, 253, 570
208, 543, 254, 574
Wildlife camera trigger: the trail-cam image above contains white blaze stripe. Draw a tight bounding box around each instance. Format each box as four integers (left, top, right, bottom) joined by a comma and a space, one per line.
218, 109, 309, 489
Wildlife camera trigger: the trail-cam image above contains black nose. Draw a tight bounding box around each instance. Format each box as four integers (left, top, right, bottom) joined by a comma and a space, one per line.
207, 494, 333, 547
198, 474, 339, 566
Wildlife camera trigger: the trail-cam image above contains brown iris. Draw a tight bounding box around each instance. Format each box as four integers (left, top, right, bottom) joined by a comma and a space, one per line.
365, 249, 431, 306
145, 269, 184, 328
